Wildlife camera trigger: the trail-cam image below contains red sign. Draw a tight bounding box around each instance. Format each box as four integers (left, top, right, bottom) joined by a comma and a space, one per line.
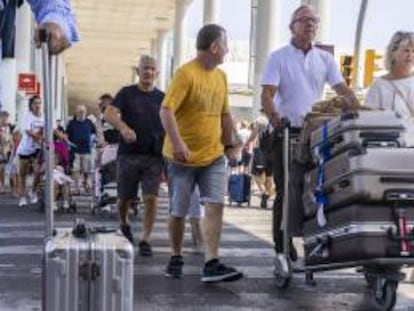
18, 73, 36, 93
26, 82, 40, 96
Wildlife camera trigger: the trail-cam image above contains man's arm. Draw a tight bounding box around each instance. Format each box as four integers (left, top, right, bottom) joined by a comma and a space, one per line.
28, 0, 79, 54
104, 105, 136, 143
261, 85, 282, 128
332, 83, 360, 110
159, 106, 189, 163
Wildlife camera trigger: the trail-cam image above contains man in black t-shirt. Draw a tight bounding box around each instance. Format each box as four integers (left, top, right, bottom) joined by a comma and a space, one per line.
104, 55, 164, 257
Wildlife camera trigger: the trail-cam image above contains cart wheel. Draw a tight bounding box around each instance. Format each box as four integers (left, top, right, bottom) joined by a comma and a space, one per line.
273, 254, 292, 289
371, 279, 397, 311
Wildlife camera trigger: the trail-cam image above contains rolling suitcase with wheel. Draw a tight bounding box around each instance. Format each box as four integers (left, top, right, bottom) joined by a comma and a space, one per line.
39, 30, 134, 311
228, 173, 251, 205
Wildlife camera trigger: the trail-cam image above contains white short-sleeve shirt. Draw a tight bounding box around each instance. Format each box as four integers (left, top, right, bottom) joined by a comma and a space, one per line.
365, 75, 414, 146
261, 43, 344, 127
17, 112, 44, 156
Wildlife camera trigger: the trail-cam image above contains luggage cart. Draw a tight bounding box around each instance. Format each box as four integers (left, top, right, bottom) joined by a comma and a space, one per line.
273, 119, 414, 311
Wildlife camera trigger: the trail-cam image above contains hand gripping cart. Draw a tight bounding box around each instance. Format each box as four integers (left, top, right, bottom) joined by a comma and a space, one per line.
273, 120, 414, 311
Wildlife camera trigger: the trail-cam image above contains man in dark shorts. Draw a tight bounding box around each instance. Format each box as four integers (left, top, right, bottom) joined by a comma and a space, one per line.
104, 55, 165, 257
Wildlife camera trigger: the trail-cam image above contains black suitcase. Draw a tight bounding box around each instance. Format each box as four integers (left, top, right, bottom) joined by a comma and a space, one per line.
303, 204, 414, 266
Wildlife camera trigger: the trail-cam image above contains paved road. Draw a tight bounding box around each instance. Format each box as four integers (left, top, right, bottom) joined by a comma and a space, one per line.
0, 189, 413, 311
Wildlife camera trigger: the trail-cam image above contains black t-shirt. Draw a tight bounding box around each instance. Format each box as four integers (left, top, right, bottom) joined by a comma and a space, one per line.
112, 85, 165, 156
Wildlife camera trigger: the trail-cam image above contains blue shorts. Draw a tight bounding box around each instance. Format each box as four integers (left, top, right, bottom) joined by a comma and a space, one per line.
167, 156, 227, 218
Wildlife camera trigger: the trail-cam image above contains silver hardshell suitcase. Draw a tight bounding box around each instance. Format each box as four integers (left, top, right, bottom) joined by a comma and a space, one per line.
39, 30, 134, 311
303, 204, 414, 265
310, 111, 406, 161
303, 148, 414, 217
44, 228, 134, 311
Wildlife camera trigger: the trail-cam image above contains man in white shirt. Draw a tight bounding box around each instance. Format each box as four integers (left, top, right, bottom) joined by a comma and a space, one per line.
261, 5, 359, 257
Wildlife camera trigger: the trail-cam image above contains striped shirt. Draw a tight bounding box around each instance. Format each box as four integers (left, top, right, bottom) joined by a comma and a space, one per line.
27, 0, 80, 45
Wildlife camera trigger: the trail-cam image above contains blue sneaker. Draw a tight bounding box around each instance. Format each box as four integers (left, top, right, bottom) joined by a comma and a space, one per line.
201, 259, 243, 283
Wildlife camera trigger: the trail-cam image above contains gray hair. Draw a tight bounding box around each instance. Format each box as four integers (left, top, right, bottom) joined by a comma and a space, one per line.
385, 31, 414, 71
137, 55, 157, 68
289, 4, 317, 28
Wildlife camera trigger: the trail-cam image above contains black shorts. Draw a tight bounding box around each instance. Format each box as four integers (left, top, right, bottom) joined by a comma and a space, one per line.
116, 154, 163, 200
18, 150, 40, 160
251, 148, 273, 177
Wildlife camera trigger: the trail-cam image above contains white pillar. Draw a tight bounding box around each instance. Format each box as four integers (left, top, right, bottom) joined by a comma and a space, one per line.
301, 0, 330, 43
203, 0, 220, 24
156, 30, 169, 91
252, 0, 280, 119
150, 39, 157, 58
0, 59, 17, 121
15, 2, 33, 126
173, 0, 192, 72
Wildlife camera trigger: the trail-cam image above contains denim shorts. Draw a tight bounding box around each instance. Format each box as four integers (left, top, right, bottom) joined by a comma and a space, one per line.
167, 156, 227, 217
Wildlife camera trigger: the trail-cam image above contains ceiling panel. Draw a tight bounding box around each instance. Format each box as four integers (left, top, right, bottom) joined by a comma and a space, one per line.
66, 0, 176, 109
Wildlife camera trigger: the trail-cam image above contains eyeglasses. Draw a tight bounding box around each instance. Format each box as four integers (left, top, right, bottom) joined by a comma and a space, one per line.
293, 16, 320, 25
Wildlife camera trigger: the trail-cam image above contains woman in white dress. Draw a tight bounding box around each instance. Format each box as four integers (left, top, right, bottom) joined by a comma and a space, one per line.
365, 31, 414, 145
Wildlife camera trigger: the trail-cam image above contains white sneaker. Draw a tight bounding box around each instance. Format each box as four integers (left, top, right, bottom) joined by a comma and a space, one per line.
18, 197, 27, 207
29, 192, 38, 204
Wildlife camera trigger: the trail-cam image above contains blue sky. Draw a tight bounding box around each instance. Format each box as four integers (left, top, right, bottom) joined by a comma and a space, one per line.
187, 0, 414, 53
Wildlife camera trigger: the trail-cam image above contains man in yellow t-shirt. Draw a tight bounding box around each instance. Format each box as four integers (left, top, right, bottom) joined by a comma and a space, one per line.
160, 24, 243, 283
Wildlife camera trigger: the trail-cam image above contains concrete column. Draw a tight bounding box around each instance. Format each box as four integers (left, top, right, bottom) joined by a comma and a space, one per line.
0, 59, 17, 121
173, 0, 192, 72
15, 2, 33, 126
252, 0, 280, 119
301, 0, 330, 43
203, 0, 220, 24
156, 30, 169, 91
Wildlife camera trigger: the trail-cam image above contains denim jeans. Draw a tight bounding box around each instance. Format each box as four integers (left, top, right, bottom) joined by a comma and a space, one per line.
167, 156, 227, 217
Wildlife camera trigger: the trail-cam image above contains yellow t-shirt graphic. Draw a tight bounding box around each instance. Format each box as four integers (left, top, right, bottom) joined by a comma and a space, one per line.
162, 60, 230, 166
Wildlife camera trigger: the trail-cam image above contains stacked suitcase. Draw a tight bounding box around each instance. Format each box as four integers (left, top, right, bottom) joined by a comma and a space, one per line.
301, 110, 414, 265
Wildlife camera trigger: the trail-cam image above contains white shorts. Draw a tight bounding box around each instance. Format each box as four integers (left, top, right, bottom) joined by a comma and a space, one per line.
73, 153, 93, 173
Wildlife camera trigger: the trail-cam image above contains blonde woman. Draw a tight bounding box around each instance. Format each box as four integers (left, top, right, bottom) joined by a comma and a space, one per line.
365, 31, 414, 145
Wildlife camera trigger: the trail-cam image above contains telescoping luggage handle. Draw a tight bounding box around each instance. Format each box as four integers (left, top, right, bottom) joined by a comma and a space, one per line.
39, 29, 56, 239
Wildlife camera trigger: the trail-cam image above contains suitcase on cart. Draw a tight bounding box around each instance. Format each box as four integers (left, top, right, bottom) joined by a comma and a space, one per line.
303, 148, 414, 217
228, 173, 251, 206
303, 204, 414, 265
310, 111, 406, 162
39, 30, 134, 311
